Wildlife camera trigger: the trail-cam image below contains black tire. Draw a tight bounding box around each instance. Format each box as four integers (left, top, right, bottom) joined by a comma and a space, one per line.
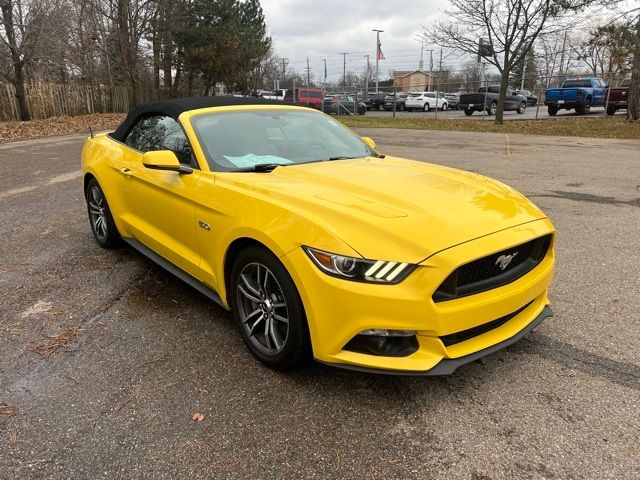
487, 102, 497, 115
229, 245, 310, 370
423, 102, 430, 112
399, 103, 405, 111
576, 98, 591, 115
606, 105, 616, 116
441, 102, 448, 111
464, 108, 474, 116
378, 104, 385, 111
85, 177, 120, 249
517, 102, 526, 114
358, 107, 366, 115
547, 105, 558, 116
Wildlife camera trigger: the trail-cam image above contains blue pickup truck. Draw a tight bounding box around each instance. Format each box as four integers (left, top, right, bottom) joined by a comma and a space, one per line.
544, 78, 607, 115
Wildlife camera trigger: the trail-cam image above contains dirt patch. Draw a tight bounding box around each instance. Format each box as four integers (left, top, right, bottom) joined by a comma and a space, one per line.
33, 325, 82, 358
0, 113, 125, 144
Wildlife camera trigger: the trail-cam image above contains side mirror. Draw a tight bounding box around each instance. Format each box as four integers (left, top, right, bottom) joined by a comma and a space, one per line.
142, 150, 192, 174
361, 136, 376, 150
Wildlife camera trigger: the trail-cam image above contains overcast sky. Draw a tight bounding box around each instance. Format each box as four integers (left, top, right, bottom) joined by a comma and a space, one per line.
260, 0, 452, 82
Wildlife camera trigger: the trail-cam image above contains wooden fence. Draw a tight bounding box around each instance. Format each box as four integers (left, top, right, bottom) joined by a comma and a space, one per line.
0, 82, 179, 122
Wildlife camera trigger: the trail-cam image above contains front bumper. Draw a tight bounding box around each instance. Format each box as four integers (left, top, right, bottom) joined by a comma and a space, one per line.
319, 306, 552, 375
281, 219, 555, 374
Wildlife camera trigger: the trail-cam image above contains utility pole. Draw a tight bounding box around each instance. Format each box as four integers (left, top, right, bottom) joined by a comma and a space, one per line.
281, 58, 288, 86
364, 55, 370, 95
322, 58, 327, 112
373, 29, 384, 92
438, 49, 443, 71
425, 49, 434, 91
520, 61, 527, 91
429, 50, 433, 90
306, 58, 311, 87
340, 52, 348, 88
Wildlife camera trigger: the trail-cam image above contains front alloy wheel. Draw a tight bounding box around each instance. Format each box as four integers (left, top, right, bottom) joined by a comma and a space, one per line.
230, 246, 309, 369
86, 178, 119, 248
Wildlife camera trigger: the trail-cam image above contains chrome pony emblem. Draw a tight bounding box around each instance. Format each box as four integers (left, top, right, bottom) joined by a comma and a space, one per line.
495, 252, 518, 270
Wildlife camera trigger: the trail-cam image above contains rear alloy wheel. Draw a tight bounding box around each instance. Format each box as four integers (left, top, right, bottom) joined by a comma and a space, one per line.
487, 102, 497, 115
441, 102, 448, 111
86, 178, 120, 249
230, 246, 309, 370
517, 102, 526, 114
423, 102, 430, 112
583, 98, 592, 115
464, 108, 474, 116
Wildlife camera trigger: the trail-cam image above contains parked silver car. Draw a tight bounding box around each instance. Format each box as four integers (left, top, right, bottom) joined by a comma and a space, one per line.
444, 93, 462, 110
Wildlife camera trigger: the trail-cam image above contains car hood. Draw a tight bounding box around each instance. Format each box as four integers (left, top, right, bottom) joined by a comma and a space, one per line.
217, 156, 546, 263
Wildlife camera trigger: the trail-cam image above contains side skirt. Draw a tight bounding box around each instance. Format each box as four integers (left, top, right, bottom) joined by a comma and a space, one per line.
122, 237, 228, 311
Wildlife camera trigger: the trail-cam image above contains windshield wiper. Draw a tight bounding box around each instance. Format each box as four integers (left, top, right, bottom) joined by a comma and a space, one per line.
234, 163, 282, 173
328, 153, 385, 161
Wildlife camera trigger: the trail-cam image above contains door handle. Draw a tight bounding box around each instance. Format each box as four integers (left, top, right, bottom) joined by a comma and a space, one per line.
120, 167, 133, 178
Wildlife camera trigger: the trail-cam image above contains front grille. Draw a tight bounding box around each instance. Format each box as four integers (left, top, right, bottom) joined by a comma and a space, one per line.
439, 301, 533, 347
433, 234, 552, 302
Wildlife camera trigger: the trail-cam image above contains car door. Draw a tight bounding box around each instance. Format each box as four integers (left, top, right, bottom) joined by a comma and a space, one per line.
119, 115, 202, 278
505, 88, 516, 110
594, 79, 606, 105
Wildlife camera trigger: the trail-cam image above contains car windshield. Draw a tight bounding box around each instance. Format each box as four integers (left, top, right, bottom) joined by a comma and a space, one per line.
191, 109, 376, 172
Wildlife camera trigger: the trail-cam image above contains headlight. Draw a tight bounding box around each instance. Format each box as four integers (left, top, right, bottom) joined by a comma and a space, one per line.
303, 246, 416, 284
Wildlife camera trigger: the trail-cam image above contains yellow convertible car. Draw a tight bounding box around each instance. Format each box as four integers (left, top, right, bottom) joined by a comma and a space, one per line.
81, 97, 555, 374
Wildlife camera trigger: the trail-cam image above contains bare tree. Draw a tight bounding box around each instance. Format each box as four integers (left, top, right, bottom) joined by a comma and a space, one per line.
0, 0, 53, 120
629, 15, 640, 120
430, 0, 595, 123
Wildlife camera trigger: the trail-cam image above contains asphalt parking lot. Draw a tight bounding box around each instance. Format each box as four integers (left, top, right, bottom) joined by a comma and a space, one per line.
1, 129, 639, 479
364, 105, 628, 121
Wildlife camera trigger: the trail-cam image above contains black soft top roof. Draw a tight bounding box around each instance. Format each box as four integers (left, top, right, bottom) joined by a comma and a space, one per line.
110, 96, 286, 142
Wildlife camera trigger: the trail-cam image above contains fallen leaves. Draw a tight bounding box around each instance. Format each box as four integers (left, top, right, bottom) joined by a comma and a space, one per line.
0, 113, 125, 144
0, 403, 16, 417
191, 412, 205, 423
33, 325, 81, 358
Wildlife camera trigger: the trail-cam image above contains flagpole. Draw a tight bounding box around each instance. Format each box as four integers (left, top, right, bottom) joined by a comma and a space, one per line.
373, 29, 383, 93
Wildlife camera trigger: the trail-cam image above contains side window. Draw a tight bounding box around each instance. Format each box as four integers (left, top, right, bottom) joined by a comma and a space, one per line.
124, 115, 195, 167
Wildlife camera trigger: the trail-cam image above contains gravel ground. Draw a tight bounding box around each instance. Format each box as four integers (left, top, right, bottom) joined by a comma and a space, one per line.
0, 130, 638, 479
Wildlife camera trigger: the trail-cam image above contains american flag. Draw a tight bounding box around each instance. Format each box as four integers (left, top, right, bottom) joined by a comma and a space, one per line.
377, 40, 384, 61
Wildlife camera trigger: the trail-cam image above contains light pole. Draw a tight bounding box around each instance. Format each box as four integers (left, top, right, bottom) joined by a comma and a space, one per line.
373, 29, 384, 92
364, 55, 370, 95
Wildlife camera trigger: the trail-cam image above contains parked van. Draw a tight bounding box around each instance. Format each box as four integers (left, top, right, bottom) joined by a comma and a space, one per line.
283, 88, 323, 109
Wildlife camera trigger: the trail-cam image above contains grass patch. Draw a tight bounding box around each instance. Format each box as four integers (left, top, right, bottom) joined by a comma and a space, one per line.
338, 115, 640, 140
